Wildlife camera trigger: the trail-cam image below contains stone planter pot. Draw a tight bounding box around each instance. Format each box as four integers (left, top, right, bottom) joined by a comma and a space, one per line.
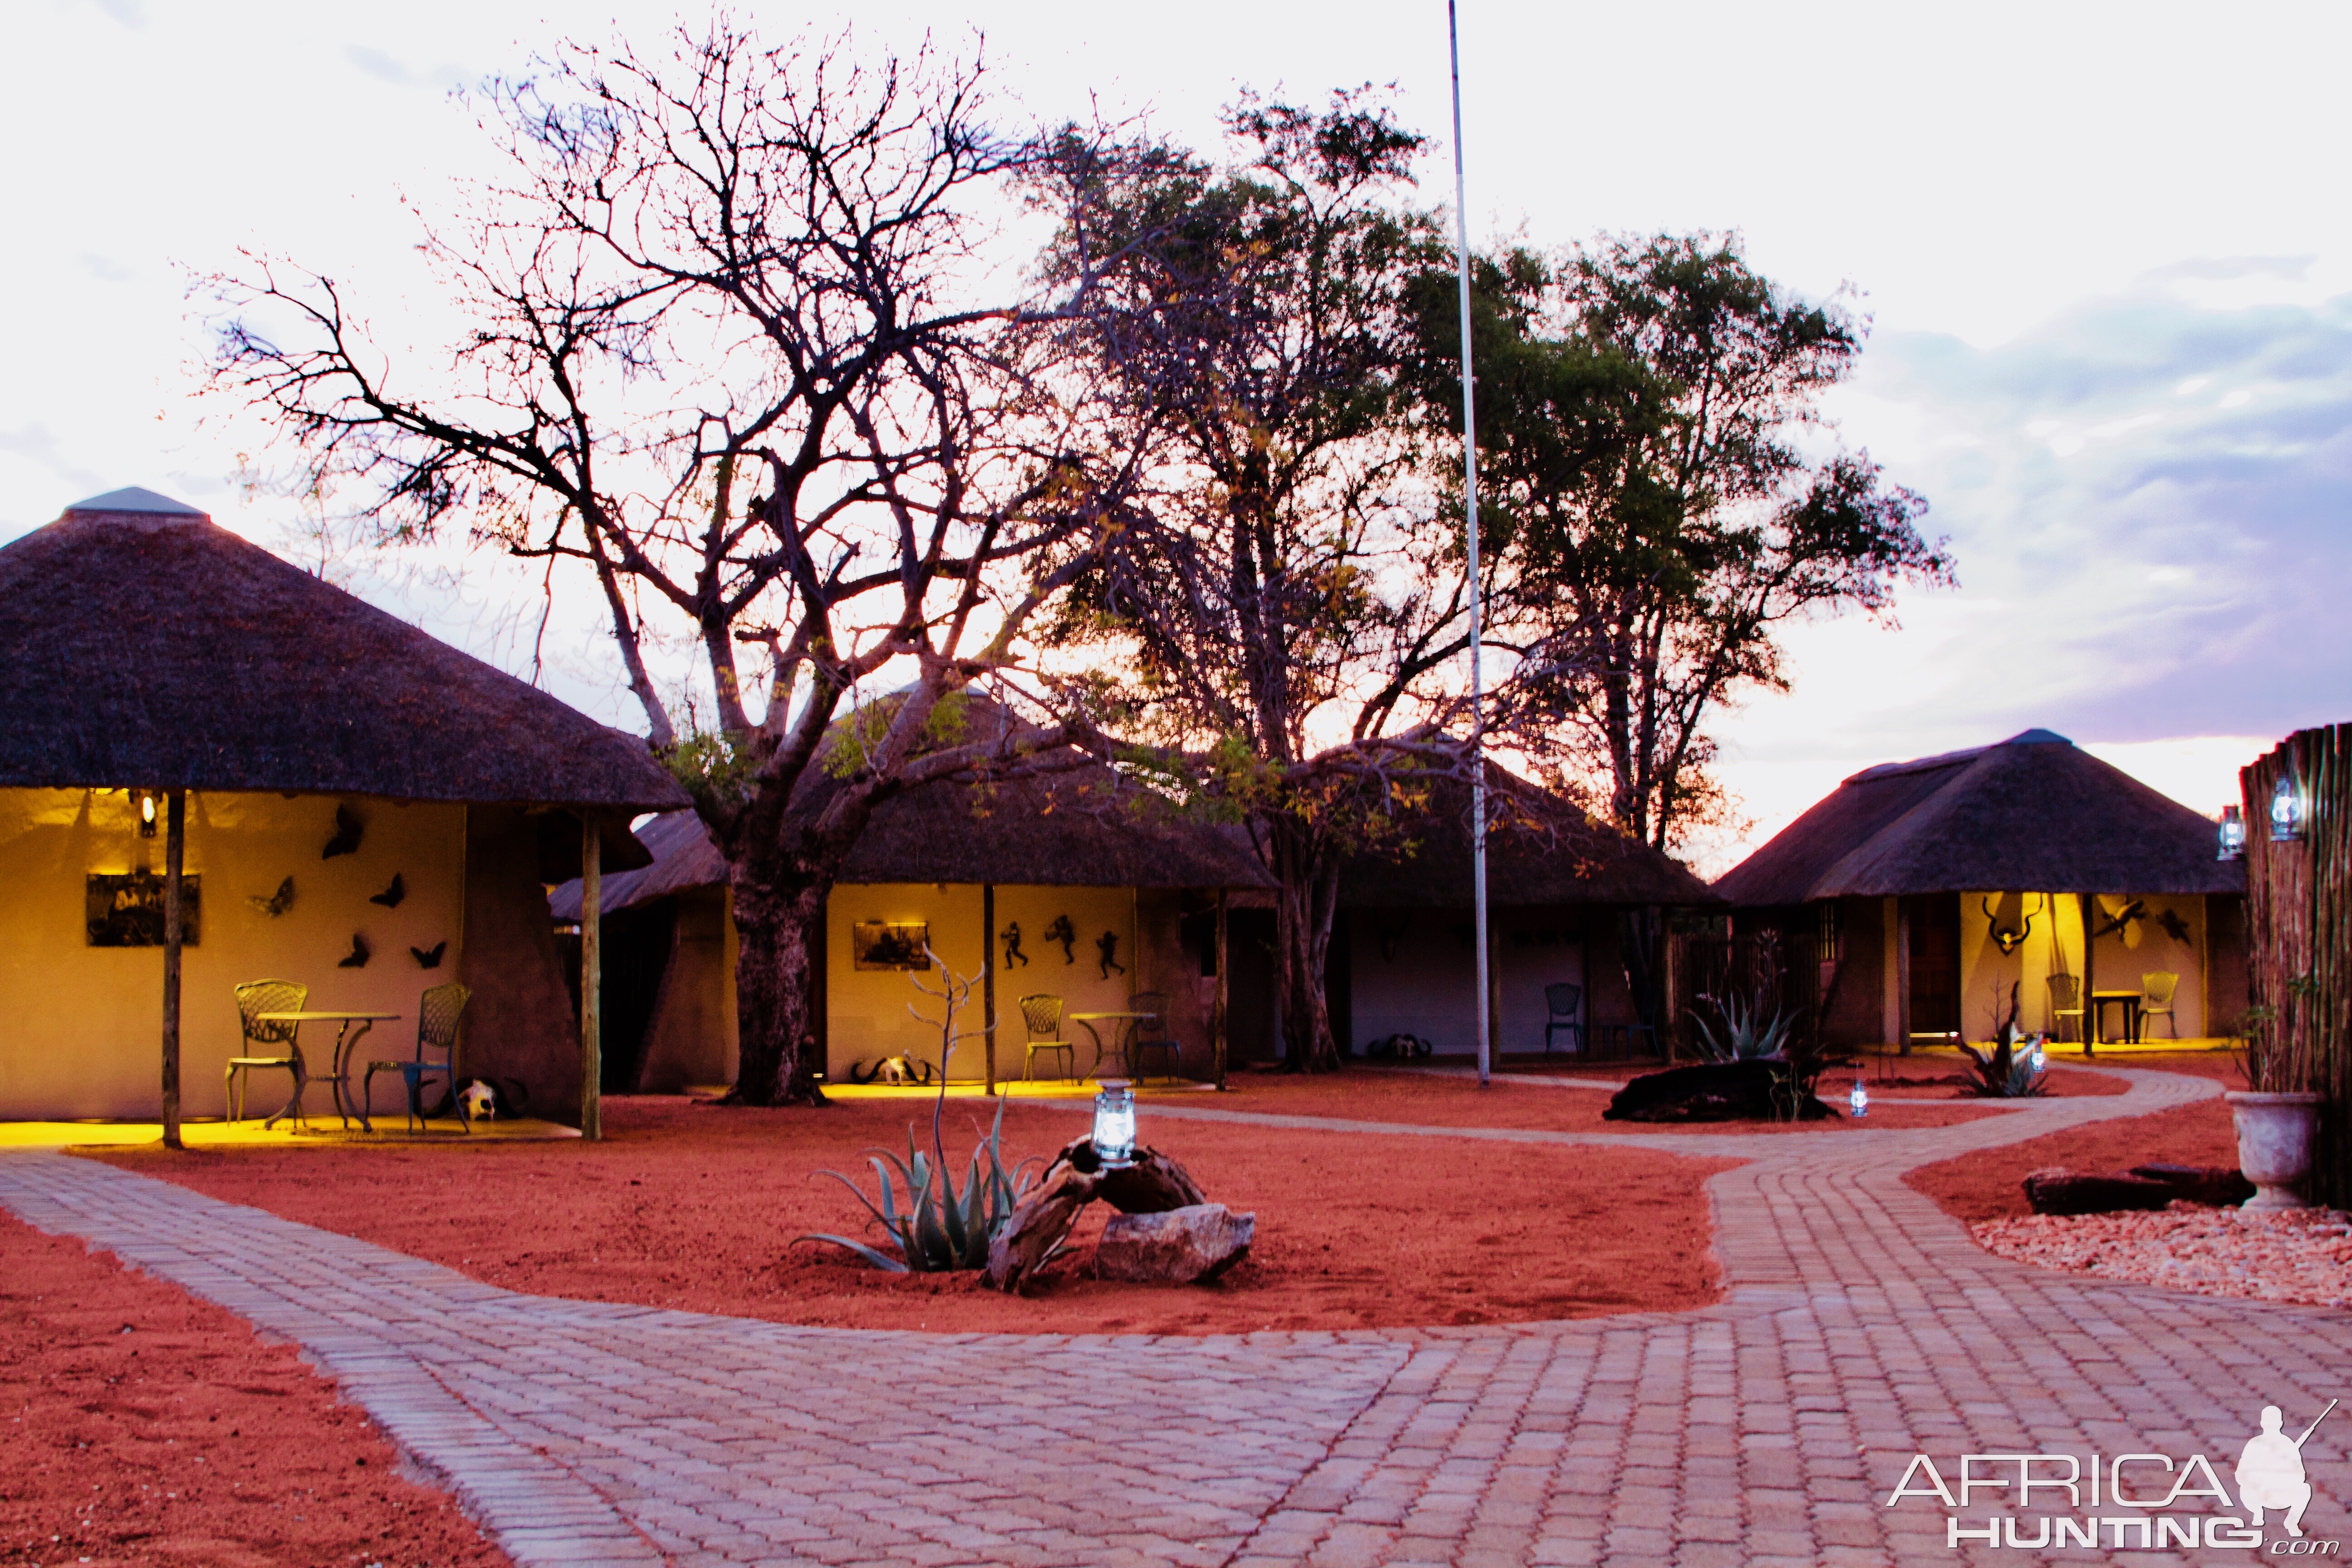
2225, 1092, 2323, 1210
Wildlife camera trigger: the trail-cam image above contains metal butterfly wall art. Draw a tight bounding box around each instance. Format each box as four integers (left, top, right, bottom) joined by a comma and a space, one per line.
369, 873, 405, 908
411, 940, 446, 970
322, 804, 363, 860
338, 933, 371, 968
246, 876, 294, 917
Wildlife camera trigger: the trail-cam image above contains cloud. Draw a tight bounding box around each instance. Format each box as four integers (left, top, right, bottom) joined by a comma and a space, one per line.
346, 45, 416, 86
1841, 284, 2352, 744
1706, 279, 2352, 865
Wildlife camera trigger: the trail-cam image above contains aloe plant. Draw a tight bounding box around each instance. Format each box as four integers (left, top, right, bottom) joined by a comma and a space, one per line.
1958, 982, 2049, 1098
1690, 993, 1795, 1063
799, 945, 1037, 1271
800, 1095, 1035, 1271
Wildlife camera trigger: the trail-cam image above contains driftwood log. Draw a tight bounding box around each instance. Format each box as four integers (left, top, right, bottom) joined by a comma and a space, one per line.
985, 1137, 1210, 1294
2022, 1163, 2256, 1215
1603, 1061, 1835, 1123
2132, 1163, 2257, 1207
2021, 1167, 2174, 1216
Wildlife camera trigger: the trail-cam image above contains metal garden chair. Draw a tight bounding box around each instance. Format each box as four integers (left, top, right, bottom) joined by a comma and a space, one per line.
2139, 971, 2180, 1041
1020, 994, 1075, 1081
1128, 991, 1182, 1083
226, 980, 308, 1122
2046, 974, 2085, 1044
1544, 983, 1586, 1056
363, 982, 473, 1133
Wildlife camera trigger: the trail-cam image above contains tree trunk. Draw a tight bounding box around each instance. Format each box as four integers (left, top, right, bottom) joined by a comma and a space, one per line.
725, 868, 831, 1107
1270, 818, 1342, 1073
1619, 905, 1665, 1055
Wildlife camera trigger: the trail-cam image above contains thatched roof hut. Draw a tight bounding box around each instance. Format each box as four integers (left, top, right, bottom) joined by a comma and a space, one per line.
1715, 728, 2242, 904
1337, 762, 1720, 909
0, 487, 686, 818
554, 764, 1273, 919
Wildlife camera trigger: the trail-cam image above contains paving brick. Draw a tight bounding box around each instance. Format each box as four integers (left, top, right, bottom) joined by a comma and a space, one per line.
7, 1066, 2333, 1568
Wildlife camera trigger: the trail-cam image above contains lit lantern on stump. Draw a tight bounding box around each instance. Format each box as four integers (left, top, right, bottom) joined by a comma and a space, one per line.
1848, 1077, 1869, 1119
1093, 1079, 1137, 1169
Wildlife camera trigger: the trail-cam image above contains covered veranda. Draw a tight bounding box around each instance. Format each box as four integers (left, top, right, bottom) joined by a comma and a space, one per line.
0, 486, 687, 1141
1715, 728, 2247, 1054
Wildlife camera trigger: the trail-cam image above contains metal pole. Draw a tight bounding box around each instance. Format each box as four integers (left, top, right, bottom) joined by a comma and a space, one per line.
161, 790, 186, 1150
580, 814, 603, 1140
1449, 0, 1491, 1088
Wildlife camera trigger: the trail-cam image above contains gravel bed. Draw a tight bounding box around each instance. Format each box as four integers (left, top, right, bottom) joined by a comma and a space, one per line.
1975, 1203, 2352, 1308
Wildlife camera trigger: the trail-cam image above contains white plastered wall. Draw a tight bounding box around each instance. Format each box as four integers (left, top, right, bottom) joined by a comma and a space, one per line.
1350, 908, 1588, 1056
822, 882, 1142, 1081
1955, 890, 2208, 1043
0, 788, 465, 1120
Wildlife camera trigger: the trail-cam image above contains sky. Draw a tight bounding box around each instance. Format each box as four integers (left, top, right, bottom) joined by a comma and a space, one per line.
6, 0, 2347, 872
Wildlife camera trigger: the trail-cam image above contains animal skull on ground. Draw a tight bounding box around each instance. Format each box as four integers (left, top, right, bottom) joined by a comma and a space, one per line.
460, 1080, 499, 1122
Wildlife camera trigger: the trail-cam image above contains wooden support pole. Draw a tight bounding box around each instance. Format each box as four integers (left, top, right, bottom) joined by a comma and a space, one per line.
1895, 897, 1912, 1056
2080, 890, 2098, 1058
580, 813, 602, 1140
1214, 888, 1230, 1091
982, 883, 998, 1096
161, 790, 186, 1151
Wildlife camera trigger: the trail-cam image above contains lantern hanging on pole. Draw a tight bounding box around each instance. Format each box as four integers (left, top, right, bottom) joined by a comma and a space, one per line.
137, 789, 160, 839
2217, 804, 2246, 861
1092, 1079, 1136, 1169
2271, 774, 2307, 842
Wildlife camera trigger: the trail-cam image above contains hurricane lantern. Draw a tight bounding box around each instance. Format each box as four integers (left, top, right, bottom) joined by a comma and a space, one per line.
2217, 804, 2246, 861
2029, 1038, 2047, 1073
2271, 774, 2308, 842
1848, 1078, 1868, 1119
1092, 1079, 1137, 1169
137, 789, 160, 839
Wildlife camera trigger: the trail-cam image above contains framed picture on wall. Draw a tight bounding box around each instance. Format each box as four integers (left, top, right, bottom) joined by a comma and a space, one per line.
852, 920, 931, 970
87, 872, 202, 947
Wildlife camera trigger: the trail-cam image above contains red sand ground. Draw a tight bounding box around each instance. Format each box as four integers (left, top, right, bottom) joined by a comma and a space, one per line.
0, 1212, 507, 1568
1227, 1068, 2007, 1130
1906, 1054, 2249, 1224
91, 1096, 1735, 1336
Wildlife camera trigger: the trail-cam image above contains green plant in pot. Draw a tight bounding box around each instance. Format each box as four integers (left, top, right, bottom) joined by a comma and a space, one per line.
2228, 988, 2324, 1211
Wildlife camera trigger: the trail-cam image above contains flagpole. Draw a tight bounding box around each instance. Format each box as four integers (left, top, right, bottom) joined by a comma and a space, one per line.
1448, 0, 1490, 1089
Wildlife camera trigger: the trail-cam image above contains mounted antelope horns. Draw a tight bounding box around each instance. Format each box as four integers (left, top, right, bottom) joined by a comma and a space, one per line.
1981, 892, 2045, 956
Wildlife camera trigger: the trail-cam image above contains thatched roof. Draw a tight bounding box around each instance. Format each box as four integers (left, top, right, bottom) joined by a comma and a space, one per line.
1336, 762, 1721, 909
1714, 728, 2244, 905
0, 489, 689, 813
553, 755, 1274, 918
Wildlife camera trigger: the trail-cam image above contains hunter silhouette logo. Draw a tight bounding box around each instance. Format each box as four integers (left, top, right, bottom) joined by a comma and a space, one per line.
1884, 1398, 2339, 1551
2240, 1400, 2335, 1539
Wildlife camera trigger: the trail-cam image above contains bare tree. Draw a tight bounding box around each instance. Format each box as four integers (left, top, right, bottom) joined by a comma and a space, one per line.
208, 20, 1142, 1105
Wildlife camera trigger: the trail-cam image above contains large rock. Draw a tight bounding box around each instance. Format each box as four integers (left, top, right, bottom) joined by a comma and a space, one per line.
2021, 1166, 2175, 1216
1094, 1203, 1256, 1284
1603, 1060, 1834, 1123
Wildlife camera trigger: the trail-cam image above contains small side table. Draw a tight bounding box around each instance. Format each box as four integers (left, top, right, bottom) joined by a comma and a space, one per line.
257, 1011, 402, 1131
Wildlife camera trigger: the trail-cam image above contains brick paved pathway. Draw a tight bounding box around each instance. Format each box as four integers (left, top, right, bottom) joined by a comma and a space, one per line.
3, 1068, 2345, 1566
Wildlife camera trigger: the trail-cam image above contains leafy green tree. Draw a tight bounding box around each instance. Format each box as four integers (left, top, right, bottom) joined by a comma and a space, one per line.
1429, 233, 1953, 852
1040, 93, 1475, 1073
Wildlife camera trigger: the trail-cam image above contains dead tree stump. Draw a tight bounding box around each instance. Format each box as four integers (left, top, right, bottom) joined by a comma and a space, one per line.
985, 1136, 1215, 1293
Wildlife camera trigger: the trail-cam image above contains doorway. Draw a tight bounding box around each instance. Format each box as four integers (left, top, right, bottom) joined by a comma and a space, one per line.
1903, 893, 1961, 1041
